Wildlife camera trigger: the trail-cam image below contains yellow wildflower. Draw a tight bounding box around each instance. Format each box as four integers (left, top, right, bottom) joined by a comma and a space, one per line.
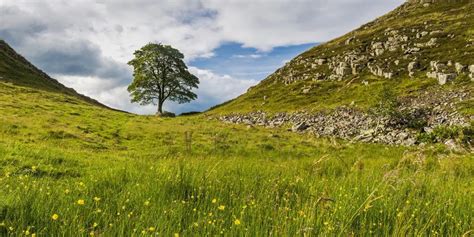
144, 200, 150, 206
93, 197, 101, 202
234, 219, 241, 225
212, 198, 217, 204
148, 227, 155, 232
218, 205, 225, 211
52, 214, 59, 221
77, 199, 85, 205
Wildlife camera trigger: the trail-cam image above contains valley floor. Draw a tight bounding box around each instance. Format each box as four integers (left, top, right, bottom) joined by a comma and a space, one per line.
0, 82, 473, 236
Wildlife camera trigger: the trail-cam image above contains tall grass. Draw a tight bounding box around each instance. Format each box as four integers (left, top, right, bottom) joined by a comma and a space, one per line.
0, 83, 473, 236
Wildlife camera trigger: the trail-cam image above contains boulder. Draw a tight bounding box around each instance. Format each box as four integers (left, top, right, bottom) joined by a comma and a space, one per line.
469, 65, 474, 81
426, 38, 438, 47
426, 71, 437, 79
335, 62, 351, 76
351, 63, 362, 75
454, 62, 465, 73
383, 72, 394, 79
408, 61, 420, 77
437, 73, 457, 85
469, 65, 474, 73
315, 59, 327, 65
431, 61, 448, 72
312, 73, 326, 81
345, 37, 355, 45
292, 122, 310, 132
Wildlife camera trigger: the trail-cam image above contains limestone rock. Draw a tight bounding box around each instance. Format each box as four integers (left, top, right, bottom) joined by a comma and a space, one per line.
408, 61, 420, 77
454, 62, 465, 73
437, 73, 457, 85
335, 62, 351, 76
292, 122, 310, 132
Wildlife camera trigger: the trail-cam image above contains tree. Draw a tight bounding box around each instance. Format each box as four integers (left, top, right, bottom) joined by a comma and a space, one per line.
127, 43, 199, 114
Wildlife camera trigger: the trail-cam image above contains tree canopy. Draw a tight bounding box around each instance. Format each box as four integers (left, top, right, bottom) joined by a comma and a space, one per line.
127, 43, 199, 114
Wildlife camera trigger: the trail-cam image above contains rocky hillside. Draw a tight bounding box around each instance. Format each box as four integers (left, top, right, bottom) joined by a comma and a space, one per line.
0, 40, 111, 109
213, 0, 474, 147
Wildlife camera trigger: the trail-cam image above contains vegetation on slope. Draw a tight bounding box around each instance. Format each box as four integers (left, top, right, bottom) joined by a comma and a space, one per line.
1, 82, 473, 236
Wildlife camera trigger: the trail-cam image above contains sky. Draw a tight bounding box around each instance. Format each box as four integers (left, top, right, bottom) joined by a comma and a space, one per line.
0, 0, 404, 114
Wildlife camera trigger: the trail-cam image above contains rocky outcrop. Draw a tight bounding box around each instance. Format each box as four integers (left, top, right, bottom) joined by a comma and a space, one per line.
469, 65, 474, 81
220, 90, 471, 146
426, 61, 458, 85
408, 61, 420, 77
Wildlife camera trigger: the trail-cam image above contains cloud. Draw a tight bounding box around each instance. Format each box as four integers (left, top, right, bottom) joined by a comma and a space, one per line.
232, 54, 264, 59
0, 0, 405, 114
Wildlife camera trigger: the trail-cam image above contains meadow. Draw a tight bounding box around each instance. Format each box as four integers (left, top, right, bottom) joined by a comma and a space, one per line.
0, 82, 473, 236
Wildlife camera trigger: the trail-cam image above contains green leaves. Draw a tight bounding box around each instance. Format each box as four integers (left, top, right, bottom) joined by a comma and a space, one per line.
127, 43, 199, 113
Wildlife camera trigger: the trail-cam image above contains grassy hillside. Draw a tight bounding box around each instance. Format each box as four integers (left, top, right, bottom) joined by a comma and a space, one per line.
209, 1, 474, 115
0, 40, 111, 110
0, 1, 473, 236
1, 82, 473, 236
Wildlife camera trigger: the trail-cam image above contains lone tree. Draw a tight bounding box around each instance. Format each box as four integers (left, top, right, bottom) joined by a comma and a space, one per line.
127, 43, 199, 115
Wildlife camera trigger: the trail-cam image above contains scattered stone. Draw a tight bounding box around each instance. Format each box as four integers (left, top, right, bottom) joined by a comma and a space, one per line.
335, 62, 352, 76
292, 122, 310, 132
345, 37, 355, 45
444, 139, 458, 150
219, 89, 471, 147
469, 65, 474, 81
315, 59, 327, 65
408, 61, 420, 77
455, 62, 465, 73
437, 73, 457, 85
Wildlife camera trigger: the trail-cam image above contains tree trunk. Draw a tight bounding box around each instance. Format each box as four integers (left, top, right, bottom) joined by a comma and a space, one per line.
157, 101, 164, 115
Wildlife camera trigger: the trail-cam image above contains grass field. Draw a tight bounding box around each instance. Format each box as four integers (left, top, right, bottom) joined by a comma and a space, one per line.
0, 82, 473, 236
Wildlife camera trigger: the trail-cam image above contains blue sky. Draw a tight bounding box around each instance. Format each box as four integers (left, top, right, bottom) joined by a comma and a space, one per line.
0, 0, 404, 114
190, 42, 317, 81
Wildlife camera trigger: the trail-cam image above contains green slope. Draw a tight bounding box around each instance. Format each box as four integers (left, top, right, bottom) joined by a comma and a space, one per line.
0, 2, 473, 235
0, 40, 112, 109
1, 80, 473, 236
210, 1, 474, 114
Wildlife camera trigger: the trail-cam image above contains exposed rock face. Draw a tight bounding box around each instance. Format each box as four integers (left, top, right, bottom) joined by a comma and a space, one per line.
407, 0, 464, 3
437, 73, 457, 85
270, 21, 472, 87
292, 122, 309, 132
335, 62, 351, 76
426, 61, 459, 85
408, 61, 420, 77
469, 65, 474, 81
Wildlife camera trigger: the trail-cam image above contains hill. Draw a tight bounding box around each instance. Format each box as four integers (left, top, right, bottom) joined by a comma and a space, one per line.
212, 0, 474, 147
0, 1, 473, 236
212, 1, 473, 114
0, 40, 112, 109
1, 72, 473, 236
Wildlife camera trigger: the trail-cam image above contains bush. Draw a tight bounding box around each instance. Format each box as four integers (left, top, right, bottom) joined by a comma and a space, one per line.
417, 124, 474, 146
157, 111, 176, 118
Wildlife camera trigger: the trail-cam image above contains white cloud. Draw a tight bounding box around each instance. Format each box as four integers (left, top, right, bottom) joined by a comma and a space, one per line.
233, 54, 264, 59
